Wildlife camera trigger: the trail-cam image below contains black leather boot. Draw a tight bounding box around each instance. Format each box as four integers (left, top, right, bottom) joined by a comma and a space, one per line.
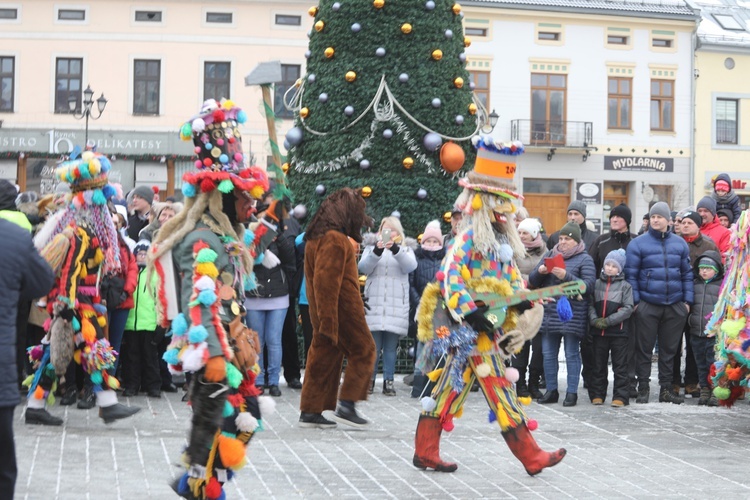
26, 408, 63, 426
537, 389, 559, 404
562, 392, 578, 407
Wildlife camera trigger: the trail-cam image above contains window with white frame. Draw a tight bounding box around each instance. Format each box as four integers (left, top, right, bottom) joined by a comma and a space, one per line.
206, 11, 232, 24
204, 62, 231, 101
133, 59, 161, 115
0, 7, 18, 20
716, 98, 738, 145
135, 10, 162, 22
57, 8, 85, 21
275, 64, 300, 119
0, 56, 14, 112
54, 57, 83, 113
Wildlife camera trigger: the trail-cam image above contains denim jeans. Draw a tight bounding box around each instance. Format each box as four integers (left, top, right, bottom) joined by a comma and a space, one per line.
371, 330, 399, 381
542, 331, 582, 394
108, 308, 130, 374
247, 308, 288, 386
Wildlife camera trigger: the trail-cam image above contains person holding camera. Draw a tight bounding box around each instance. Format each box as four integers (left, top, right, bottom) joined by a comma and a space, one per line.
359, 216, 417, 396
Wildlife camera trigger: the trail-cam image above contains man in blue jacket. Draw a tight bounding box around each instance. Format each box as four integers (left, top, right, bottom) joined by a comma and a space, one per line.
624, 202, 693, 405
0, 219, 54, 498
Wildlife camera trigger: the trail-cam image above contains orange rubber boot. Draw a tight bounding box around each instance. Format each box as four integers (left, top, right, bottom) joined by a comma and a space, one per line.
412, 415, 458, 473
502, 424, 566, 476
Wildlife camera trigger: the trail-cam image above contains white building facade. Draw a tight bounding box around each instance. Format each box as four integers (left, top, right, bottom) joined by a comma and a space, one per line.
465, 0, 700, 233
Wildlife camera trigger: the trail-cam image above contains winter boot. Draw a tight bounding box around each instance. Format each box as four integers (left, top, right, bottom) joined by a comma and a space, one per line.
77, 385, 95, 410
528, 380, 543, 400
383, 379, 396, 396
698, 387, 710, 406
707, 392, 719, 407
96, 390, 141, 424
515, 380, 531, 398
502, 424, 566, 476
659, 385, 684, 404
299, 412, 337, 429
25, 407, 63, 426
685, 384, 701, 398
538, 389, 559, 404
333, 400, 369, 428
60, 388, 77, 406
413, 415, 457, 472
368, 379, 375, 395
636, 384, 650, 404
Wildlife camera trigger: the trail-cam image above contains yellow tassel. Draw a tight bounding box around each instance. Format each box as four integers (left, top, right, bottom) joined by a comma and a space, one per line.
462, 367, 472, 384
417, 283, 441, 343
472, 194, 483, 210
455, 407, 464, 419
476, 333, 493, 353
93, 248, 104, 265
195, 262, 219, 279
460, 265, 471, 282
518, 396, 532, 406
497, 404, 510, 429
250, 185, 265, 199
97, 315, 107, 328
73, 350, 81, 364
107, 376, 120, 390
427, 368, 443, 382
448, 293, 460, 310
80, 265, 88, 278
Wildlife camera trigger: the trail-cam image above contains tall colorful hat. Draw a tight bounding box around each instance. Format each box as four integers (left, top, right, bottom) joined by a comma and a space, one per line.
179, 99, 269, 199
55, 150, 117, 206
458, 136, 524, 200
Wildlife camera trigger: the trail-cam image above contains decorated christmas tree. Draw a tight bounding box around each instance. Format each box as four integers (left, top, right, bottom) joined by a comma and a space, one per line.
285, 0, 491, 235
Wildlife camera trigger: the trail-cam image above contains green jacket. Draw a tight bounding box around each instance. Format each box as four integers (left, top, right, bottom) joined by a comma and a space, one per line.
125, 267, 159, 332
0, 210, 31, 232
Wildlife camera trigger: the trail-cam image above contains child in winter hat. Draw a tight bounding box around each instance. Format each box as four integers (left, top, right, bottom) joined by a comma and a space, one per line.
421, 220, 443, 251
603, 249, 626, 276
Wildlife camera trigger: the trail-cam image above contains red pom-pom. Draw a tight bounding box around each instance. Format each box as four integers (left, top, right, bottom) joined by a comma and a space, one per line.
200, 178, 215, 192
228, 137, 236, 143
193, 240, 210, 253
442, 419, 455, 432
212, 110, 226, 122
203, 157, 213, 167
527, 419, 538, 431
151, 185, 159, 194
227, 393, 245, 407
435, 271, 445, 281
510, 145, 517, 152
205, 477, 222, 499
91, 237, 100, 247
238, 169, 251, 179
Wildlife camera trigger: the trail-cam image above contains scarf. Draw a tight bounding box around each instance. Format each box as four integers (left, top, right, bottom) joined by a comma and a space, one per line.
550, 240, 586, 259
523, 234, 546, 251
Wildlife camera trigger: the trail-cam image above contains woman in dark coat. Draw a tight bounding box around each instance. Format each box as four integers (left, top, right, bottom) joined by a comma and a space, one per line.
529, 222, 596, 407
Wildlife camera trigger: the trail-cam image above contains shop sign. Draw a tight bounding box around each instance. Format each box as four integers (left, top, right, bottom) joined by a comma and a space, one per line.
604, 156, 674, 172
576, 181, 603, 234
0, 128, 192, 155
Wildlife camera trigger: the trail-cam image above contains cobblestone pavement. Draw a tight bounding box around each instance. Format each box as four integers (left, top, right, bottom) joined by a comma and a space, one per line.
12, 365, 750, 499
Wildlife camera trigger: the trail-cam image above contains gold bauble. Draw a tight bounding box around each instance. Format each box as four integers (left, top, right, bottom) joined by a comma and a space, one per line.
401, 23, 412, 34
452, 3, 462, 14
294, 78, 302, 88
345, 71, 357, 82
282, 163, 290, 174
315, 20, 325, 32
373, 0, 385, 8
300, 107, 310, 118
417, 233, 424, 243
468, 103, 477, 115
308, 6, 318, 17
443, 211, 453, 223
464, 36, 472, 47
325, 47, 335, 58
402, 157, 414, 169
454, 77, 464, 88
362, 186, 373, 198
432, 49, 443, 61
358, 274, 367, 287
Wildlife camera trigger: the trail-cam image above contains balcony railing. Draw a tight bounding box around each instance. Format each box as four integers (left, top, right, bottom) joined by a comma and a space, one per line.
510, 120, 593, 149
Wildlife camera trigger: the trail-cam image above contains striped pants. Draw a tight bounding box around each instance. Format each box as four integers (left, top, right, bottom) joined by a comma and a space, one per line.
424, 350, 527, 431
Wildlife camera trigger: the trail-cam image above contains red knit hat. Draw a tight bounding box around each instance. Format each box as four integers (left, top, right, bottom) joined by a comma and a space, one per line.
714, 179, 730, 192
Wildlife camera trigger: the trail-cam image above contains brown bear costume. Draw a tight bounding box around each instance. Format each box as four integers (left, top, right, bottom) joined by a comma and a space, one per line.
299, 188, 376, 428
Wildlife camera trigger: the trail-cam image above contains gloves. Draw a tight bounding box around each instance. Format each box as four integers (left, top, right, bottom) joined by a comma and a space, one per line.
390, 243, 400, 255
464, 307, 494, 334
373, 246, 385, 256
592, 318, 608, 329
204, 356, 227, 382
498, 330, 526, 358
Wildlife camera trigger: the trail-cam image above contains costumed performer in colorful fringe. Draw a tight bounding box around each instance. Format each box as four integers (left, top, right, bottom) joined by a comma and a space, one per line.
298, 188, 376, 428
413, 137, 566, 475
26, 149, 141, 425
706, 209, 750, 406
150, 99, 286, 500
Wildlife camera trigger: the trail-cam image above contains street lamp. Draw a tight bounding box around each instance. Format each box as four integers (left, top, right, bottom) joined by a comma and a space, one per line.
68, 85, 108, 148
480, 108, 500, 134
489, 109, 499, 130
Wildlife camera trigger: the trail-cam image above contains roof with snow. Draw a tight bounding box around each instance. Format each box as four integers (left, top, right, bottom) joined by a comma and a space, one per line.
466, 0, 699, 19
691, 0, 750, 48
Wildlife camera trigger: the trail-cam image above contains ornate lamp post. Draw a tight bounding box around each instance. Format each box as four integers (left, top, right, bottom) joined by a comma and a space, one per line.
68, 85, 108, 148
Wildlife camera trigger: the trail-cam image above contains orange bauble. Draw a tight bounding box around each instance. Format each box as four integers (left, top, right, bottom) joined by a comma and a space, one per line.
439, 142, 465, 172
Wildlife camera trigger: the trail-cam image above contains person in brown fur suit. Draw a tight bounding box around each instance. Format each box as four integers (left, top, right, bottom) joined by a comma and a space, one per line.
298, 188, 376, 428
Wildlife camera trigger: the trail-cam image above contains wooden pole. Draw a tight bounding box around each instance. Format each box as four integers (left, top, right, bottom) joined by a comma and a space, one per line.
260, 84, 284, 184
166, 158, 175, 198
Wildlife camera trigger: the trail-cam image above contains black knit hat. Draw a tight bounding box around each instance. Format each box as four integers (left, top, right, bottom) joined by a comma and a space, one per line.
609, 203, 632, 226
681, 210, 702, 228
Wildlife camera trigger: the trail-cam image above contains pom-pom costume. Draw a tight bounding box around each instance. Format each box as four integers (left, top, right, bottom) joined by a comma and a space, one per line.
151, 99, 282, 500
707, 210, 750, 406
26, 149, 141, 424
413, 138, 566, 475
